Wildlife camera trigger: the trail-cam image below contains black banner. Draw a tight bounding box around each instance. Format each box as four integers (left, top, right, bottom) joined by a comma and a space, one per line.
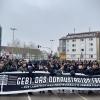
0, 72, 100, 94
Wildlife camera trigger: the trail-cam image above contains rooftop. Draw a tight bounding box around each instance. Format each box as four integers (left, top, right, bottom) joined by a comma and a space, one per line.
59, 31, 100, 40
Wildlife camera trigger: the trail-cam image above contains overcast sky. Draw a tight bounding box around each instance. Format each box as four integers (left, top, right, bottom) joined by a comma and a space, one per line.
0, 0, 100, 52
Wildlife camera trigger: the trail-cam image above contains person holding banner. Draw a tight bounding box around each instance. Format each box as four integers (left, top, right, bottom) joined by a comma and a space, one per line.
18, 60, 28, 72
0, 60, 5, 72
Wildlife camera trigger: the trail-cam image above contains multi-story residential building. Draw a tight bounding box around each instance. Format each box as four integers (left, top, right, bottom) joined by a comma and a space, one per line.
0, 26, 2, 51
59, 32, 100, 60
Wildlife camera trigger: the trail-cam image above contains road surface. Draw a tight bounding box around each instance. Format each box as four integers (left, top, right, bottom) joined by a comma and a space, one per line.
0, 91, 100, 100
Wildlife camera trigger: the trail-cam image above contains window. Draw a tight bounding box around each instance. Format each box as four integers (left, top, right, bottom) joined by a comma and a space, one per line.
90, 43, 93, 46
67, 40, 69, 42
89, 38, 93, 41
67, 49, 69, 52
72, 39, 76, 42
80, 38, 84, 41
71, 54, 76, 58
62, 48, 66, 52
81, 49, 84, 51
89, 48, 93, 51
72, 49, 76, 52
89, 55, 93, 58
62, 40, 66, 46
80, 53, 84, 58
63, 44, 66, 47
72, 44, 76, 47
66, 44, 69, 47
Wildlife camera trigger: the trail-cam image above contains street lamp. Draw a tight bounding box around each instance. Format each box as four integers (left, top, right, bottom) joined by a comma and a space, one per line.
10, 27, 17, 46
10, 27, 17, 55
85, 38, 86, 60
50, 40, 55, 54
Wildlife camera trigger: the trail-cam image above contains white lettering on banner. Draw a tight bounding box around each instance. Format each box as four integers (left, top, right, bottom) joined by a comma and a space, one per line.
53, 77, 57, 83
17, 77, 21, 85
17, 77, 32, 85
35, 76, 47, 84
48, 77, 92, 84
84, 78, 90, 83
16, 76, 100, 85
2, 72, 100, 95
16, 76, 99, 85
92, 78, 100, 83
49, 77, 52, 82
49, 77, 72, 83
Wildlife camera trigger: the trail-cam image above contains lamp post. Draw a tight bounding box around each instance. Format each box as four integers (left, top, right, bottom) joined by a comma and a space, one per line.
10, 27, 17, 46
85, 38, 86, 60
10, 27, 17, 56
50, 40, 55, 54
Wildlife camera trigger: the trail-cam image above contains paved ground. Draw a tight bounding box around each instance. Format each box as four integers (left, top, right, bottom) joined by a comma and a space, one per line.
0, 92, 100, 100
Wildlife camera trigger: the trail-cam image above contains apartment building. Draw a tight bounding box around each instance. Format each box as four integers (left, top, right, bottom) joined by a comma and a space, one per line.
59, 32, 100, 60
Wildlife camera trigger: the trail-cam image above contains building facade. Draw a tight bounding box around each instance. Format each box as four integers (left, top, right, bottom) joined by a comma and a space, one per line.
0, 26, 2, 51
1, 46, 43, 60
59, 32, 100, 60
59, 37, 66, 60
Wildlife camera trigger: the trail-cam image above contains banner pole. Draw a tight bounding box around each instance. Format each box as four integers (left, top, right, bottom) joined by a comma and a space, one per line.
1, 74, 5, 93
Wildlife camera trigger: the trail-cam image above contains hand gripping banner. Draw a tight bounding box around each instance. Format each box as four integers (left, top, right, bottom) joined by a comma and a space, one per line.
0, 71, 100, 94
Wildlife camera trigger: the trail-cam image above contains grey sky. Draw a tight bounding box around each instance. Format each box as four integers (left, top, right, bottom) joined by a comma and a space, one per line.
0, 0, 100, 52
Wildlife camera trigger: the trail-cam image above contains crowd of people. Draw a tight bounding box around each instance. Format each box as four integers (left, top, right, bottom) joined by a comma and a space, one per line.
0, 55, 100, 75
